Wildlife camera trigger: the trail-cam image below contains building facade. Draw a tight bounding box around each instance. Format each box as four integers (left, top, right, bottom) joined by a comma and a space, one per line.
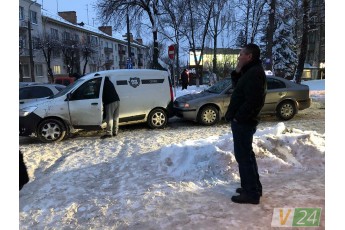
19, 0, 149, 83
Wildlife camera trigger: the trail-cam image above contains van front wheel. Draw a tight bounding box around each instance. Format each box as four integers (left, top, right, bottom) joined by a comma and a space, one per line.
148, 108, 168, 129
37, 119, 66, 143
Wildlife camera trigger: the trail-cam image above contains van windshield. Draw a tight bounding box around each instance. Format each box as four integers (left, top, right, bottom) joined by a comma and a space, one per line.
50, 78, 86, 98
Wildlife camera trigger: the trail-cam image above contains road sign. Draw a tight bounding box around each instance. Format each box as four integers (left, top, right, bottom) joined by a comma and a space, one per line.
127, 57, 133, 69
168, 45, 175, 60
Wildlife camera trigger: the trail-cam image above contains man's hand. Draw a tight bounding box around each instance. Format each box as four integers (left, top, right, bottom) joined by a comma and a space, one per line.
235, 61, 244, 73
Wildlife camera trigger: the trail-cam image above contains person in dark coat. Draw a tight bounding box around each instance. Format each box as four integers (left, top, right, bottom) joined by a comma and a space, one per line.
180, 69, 189, 90
225, 43, 267, 204
101, 77, 120, 139
20, 150, 29, 190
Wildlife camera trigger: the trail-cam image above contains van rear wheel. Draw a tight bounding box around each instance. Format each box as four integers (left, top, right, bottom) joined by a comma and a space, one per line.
37, 119, 66, 143
148, 108, 168, 129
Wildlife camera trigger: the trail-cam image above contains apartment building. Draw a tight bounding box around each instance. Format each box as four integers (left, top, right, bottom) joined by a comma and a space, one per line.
19, 0, 149, 83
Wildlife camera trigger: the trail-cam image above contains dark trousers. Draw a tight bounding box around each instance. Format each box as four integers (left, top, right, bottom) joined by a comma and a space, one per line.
231, 121, 262, 197
182, 82, 188, 90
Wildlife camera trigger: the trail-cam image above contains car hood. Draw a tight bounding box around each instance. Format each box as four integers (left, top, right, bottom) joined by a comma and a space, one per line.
175, 91, 217, 103
19, 98, 52, 109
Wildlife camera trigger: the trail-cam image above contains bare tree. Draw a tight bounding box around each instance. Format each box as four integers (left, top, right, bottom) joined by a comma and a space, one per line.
60, 39, 80, 77
159, 0, 189, 84
182, 0, 215, 78
207, 0, 233, 73
37, 35, 60, 83
96, 0, 164, 69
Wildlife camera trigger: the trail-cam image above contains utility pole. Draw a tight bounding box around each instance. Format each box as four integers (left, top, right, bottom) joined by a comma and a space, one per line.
126, 3, 132, 69
28, 0, 37, 82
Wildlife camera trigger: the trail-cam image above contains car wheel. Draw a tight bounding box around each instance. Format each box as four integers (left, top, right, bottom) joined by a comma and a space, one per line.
276, 101, 296, 120
37, 119, 66, 143
148, 108, 168, 129
198, 105, 219, 126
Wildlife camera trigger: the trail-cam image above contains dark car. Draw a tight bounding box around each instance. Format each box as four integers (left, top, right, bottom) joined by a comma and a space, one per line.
173, 76, 311, 125
19, 83, 66, 106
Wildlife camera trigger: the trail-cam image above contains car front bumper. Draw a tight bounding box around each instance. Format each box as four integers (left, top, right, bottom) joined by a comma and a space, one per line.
19, 113, 42, 136
173, 107, 198, 121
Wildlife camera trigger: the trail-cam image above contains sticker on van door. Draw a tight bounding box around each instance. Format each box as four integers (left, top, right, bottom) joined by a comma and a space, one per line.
129, 77, 140, 88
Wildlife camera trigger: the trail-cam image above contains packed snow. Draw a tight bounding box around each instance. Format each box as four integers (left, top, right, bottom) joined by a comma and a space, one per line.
18, 80, 326, 229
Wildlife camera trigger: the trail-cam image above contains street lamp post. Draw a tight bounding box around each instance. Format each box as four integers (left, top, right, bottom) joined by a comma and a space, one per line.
28, 0, 37, 82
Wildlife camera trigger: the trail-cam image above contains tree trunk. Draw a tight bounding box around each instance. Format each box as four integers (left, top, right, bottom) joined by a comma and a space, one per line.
294, 0, 309, 84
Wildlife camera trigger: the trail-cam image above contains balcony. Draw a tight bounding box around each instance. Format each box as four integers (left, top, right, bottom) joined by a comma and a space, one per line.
19, 48, 30, 57
104, 57, 114, 65
104, 47, 113, 53
19, 21, 28, 33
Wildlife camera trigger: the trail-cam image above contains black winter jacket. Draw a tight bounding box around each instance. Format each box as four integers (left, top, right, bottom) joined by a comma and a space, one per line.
102, 78, 120, 105
225, 60, 267, 126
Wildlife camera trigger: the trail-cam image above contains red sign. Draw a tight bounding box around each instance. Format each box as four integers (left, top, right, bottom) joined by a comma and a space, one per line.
168, 45, 175, 60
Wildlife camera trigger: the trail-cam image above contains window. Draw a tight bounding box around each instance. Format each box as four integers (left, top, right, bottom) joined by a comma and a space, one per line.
88, 35, 98, 46
51, 28, 59, 40
53, 66, 61, 74
20, 86, 53, 100
30, 10, 37, 24
63, 31, 71, 41
35, 64, 43, 76
89, 64, 97, 73
267, 78, 286, 90
32, 37, 40, 49
52, 50, 60, 58
71, 78, 102, 100
19, 6, 24, 20
74, 34, 79, 42
22, 64, 29, 77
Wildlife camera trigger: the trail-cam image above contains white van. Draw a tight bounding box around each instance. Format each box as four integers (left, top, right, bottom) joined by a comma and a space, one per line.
20, 69, 174, 142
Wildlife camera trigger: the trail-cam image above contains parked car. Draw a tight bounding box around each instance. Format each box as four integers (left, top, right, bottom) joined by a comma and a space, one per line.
19, 69, 174, 143
173, 76, 311, 126
19, 84, 66, 106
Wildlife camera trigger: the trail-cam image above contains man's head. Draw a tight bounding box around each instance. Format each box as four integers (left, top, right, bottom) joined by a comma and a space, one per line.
238, 43, 261, 66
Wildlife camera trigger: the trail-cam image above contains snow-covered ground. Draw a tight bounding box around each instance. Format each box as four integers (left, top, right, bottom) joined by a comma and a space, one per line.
18, 80, 326, 229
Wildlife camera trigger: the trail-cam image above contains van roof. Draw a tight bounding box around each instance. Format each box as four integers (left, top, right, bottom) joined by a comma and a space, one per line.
82, 69, 169, 81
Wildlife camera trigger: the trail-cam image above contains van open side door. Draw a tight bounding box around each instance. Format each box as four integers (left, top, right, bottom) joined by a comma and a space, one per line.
67, 77, 103, 128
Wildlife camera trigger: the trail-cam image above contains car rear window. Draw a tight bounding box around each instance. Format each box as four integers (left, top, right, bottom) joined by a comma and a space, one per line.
267, 78, 286, 90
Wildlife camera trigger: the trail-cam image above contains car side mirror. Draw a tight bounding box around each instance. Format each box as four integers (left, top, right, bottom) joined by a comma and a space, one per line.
66, 92, 72, 101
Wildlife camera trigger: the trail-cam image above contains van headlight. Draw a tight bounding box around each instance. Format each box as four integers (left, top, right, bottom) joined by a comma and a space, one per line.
19, 106, 37, 117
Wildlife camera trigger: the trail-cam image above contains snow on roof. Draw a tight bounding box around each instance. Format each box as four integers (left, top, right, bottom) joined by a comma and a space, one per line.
41, 9, 147, 48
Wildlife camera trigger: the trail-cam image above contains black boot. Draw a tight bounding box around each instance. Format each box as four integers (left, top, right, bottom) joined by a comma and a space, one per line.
231, 192, 260, 205
236, 187, 262, 197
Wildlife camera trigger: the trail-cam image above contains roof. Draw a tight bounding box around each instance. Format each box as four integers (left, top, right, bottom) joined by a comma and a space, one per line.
41, 9, 148, 49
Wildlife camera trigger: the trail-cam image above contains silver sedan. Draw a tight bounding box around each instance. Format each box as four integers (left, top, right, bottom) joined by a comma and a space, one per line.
173, 76, 311, 126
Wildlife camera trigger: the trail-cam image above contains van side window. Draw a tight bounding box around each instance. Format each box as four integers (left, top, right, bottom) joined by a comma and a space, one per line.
70, 78, 101, 100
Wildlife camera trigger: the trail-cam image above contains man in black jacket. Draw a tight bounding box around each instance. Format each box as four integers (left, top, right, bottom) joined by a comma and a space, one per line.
225, 43, 267, 204
101, 77, 120, 139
